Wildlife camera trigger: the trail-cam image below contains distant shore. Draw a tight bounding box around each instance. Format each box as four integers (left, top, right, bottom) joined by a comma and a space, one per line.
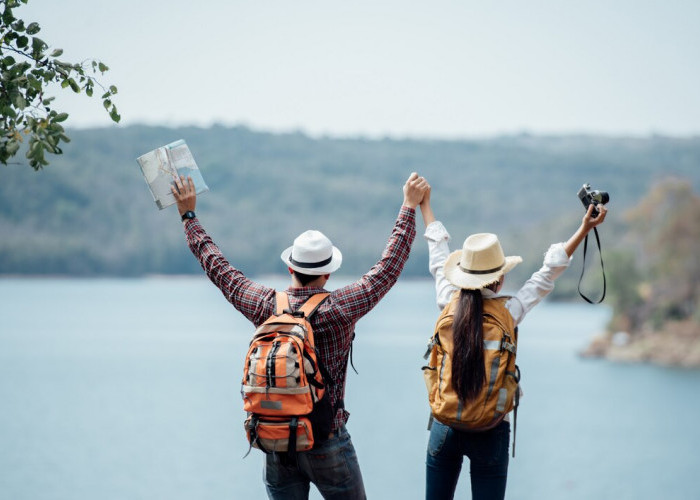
581, 320, 700, 368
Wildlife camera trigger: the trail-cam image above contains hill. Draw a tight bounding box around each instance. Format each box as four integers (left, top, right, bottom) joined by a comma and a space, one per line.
1, 126, 699, 294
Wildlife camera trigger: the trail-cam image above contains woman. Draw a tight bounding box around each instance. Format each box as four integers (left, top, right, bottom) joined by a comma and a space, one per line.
419, 186, 607, 500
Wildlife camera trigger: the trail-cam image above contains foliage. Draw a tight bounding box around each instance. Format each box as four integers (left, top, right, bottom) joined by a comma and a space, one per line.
614, 178, 700, 330
0, 0, 119, 170
0, 126, 699, 285
605, 250, 644, 332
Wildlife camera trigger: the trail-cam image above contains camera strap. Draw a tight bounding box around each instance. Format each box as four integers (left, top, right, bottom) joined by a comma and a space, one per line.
577, 227, 606, 304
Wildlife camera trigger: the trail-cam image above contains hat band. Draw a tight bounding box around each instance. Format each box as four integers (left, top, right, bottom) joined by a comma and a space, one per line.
458, 262, 504, 275
290, 254, 333, 269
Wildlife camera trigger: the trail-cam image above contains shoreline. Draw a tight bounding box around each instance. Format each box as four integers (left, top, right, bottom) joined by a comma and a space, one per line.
580, 319, 700, 369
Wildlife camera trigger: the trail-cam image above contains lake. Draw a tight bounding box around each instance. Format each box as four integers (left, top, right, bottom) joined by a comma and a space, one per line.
1, 277, 699, 499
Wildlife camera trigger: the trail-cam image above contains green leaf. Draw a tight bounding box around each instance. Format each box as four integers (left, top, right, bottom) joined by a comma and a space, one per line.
68, 78, 80, 93
109, 85, 118, 95
85, 87, 93, 97
26, 22, 41, 35
109, 106, 121, 123
103, 98, 111, 109
50, 48, 63, 57
5, 139, 20, 156
16, 35, 28, 48
54, 112, 69, 123
13, 93, 26, 110
11, 19, 26, 32
27, 75, 42, 91
31, 37, 47, 57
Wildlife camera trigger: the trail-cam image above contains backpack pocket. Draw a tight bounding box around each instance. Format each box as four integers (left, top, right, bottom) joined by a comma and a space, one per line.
245, 415, 314, 453
242, 335, 315, 416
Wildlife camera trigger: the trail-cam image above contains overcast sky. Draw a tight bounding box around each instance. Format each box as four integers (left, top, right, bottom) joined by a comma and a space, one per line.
19, 0, 700, 138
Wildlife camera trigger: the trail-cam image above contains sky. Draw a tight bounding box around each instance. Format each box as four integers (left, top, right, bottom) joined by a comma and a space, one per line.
17, 0, 700, 138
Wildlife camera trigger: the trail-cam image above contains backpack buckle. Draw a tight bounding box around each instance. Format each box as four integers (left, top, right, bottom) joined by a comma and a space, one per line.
283, 308, 305, 318
500, 333, 516, 354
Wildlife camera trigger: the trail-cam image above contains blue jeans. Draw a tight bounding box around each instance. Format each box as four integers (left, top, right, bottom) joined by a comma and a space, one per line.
263, 425, 366, 500
426, 419, 510, 500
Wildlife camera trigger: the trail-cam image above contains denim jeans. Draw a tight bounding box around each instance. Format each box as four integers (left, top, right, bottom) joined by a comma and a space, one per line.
425, 419, 510, 500
263, 425, 366, 500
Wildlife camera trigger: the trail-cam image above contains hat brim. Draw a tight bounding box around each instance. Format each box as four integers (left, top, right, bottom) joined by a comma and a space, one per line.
280, 246, 343, 275
443, 250, 522, 290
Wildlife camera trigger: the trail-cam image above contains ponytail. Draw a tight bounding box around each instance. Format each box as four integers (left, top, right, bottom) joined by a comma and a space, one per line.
451, 288, 485, 402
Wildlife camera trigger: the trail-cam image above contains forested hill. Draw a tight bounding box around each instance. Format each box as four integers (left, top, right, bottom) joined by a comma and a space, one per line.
1, 125, 699, 286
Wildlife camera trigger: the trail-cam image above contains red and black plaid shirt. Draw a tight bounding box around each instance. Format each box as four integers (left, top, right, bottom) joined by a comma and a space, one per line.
184, 206, 416, 430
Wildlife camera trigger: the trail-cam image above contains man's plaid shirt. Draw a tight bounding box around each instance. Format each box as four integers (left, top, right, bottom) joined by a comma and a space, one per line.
184, 206, 417, 430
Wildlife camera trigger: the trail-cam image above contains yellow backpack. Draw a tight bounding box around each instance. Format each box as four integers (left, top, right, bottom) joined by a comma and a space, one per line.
423, 293, 520, 435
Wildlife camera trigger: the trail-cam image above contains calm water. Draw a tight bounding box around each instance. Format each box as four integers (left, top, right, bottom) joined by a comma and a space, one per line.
1, 277, 699, 500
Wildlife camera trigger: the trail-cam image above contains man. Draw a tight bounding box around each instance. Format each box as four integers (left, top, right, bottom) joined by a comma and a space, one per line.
171, 172, 428, 499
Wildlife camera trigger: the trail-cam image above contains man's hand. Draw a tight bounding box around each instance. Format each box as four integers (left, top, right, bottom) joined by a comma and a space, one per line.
403, 172, 429, 209
171, 175, 197, 217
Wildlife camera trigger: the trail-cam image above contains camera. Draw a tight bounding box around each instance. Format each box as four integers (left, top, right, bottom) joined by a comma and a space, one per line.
577, 183, 609, 217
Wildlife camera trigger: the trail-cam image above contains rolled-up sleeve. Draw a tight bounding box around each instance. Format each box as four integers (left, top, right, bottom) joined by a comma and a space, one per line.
424, 221, 457, 311
506, 242, 572, 325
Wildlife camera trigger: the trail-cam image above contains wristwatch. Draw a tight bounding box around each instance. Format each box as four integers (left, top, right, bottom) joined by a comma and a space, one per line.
181, 210, 196, 221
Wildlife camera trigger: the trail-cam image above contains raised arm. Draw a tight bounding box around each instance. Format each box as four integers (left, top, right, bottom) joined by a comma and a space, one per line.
419, 183, 457, 310
419, 184, 435, 227
506, 202, 609, 324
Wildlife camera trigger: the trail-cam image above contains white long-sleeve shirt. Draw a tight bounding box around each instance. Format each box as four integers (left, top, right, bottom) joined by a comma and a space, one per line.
424, 221, 572, 324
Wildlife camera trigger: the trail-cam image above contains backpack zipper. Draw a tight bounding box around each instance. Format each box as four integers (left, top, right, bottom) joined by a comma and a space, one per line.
266, 341, 281, 389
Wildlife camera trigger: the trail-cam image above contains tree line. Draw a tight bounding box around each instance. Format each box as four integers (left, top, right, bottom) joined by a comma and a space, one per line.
1, 126, 698, 299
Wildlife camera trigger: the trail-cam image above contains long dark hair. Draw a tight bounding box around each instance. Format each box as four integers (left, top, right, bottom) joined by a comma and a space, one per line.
451, 288, 486, 402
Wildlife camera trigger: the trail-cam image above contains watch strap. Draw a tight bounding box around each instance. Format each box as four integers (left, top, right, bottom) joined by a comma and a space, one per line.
181, 210, 196, 221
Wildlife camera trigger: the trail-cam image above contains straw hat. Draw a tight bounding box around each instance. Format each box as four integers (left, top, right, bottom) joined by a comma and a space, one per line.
280, 230, 342, 275
443, 233, 522, 290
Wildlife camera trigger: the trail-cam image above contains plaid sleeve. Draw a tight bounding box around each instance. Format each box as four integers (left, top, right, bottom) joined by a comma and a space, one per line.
332, 206, 416, 322
184, 218, 275, 325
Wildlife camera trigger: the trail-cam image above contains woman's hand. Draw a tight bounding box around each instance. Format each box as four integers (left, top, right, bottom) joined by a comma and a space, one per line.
419, 183, 435, 227
582, 203, 607, 231
564, 203, 609, 257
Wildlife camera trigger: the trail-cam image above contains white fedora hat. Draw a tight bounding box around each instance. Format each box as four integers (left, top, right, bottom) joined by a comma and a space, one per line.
280, 230, 343, 275
443, 233, 522, 290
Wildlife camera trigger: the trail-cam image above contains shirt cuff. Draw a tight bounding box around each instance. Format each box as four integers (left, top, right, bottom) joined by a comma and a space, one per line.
424, 221, 450, 243
544, 242, 572, 268
400, 205, 416, 217
184, 217, 203, 239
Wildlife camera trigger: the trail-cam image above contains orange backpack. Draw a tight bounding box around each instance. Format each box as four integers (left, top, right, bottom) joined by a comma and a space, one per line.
242, 292, 332, 457
423, 293, 520, 435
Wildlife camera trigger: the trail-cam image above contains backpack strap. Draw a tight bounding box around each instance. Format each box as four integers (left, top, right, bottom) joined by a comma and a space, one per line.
297, 293, 330, 318
287, 417, 299, 462
275, 291, 290, 315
